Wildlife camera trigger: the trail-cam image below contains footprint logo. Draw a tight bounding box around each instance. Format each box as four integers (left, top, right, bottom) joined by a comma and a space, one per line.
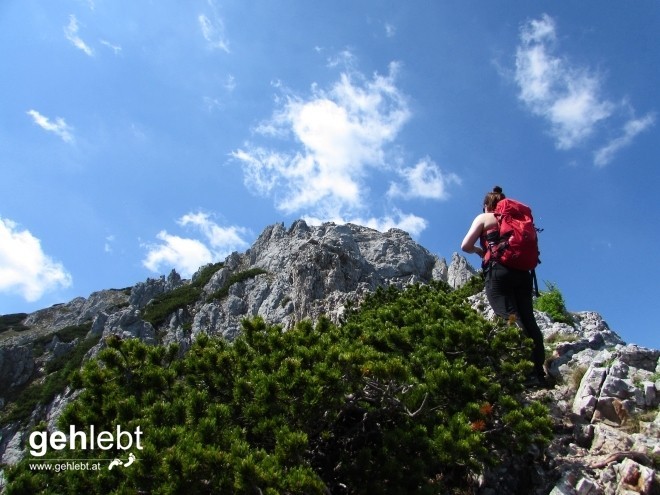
108, 453, 137, 470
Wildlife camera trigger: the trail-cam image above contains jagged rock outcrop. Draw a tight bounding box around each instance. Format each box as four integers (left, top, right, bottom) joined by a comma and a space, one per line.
21, 297, 88, 333
447, 251, 474, 288
129, 270, 183, 309
98, 308, 157, 344
0, 346, 33, 392
0, 289, 130, 349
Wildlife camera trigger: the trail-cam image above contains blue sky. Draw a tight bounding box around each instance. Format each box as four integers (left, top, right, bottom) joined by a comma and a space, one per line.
1, 1, 658, 349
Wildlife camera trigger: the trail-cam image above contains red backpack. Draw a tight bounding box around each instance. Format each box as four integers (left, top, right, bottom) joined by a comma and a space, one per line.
484, 198, 541, 271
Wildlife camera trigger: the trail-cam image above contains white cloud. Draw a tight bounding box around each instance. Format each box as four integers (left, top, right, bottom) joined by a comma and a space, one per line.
303, 209, 428, 238
142, 213, 250, 277
514, 14, 655, 165
26, 110, 74, 143
64, 14, 94, 56
594, 113, 656, 167
100, 40, 122, 55
387, 158, 461, 200
515, 14, 614, 150
0, 218, 72, 302
224, 74, 236, 92
198, 1, 229, 53
142, 232, 214, 278
350, 211, 428, 237
203, 96, 222, 112
104, 235, 116, 253
327, 50, 358, 69
202, 76, 236, 112
233, 62, 414, 218
177, 212, 250, 251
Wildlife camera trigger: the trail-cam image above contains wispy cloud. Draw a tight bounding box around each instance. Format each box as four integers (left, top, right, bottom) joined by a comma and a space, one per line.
64, 14, 94, 56
224, 74, 236, 92
232, 60, 457, 236
309, 210, 429, 238
26, 109, 74, 143
199, 1, 229, 52
514, 14, 654, 166
0, 218, 73, 302
142, 213, 250, 277
594, 112, 656, 167
326, 50, 357, 69
515, 14, 613, 150
104, 235, 116, 253
387, 157, 461, 200
100, 39, 122, 55
79, 0, 95, 10
202, 75, 236, 112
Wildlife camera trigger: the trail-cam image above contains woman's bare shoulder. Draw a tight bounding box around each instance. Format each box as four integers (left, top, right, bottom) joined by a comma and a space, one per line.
482, 212, 498, 230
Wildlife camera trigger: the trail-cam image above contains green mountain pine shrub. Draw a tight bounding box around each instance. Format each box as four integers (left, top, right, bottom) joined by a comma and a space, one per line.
7, 281, 551, 494
534, 281, 574, 326
206, 268, 268, 302
142, 262, 224, 327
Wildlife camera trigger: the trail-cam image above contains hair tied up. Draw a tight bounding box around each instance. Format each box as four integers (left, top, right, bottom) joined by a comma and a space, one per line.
493, 186, 503, 194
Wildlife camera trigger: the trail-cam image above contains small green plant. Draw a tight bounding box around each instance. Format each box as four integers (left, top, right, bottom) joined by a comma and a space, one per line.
450, 275, 484, 301
534, 282, 573, 325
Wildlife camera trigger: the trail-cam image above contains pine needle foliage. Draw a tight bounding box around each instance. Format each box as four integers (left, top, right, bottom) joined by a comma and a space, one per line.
7, 281, 551, 494
142, 263, 224, 327
534, 281, 574, 325
206, 268, 268, 302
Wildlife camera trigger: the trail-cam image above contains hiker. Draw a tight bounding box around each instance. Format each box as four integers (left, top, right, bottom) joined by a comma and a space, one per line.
461, 186, 547, 386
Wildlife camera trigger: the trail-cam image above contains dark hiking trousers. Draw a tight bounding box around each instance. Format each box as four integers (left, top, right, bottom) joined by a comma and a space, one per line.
485, 262, 546, 378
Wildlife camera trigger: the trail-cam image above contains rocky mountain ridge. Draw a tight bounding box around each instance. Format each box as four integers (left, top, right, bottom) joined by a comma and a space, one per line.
1, 220, 658, 494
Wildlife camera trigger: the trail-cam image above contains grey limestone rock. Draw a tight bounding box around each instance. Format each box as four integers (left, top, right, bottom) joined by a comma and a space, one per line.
0, 345, 34, 391
100, 308, 156, 344
129, 269, 183, 309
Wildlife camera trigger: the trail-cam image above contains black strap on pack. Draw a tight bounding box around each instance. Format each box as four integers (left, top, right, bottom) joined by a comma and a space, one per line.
532, 269, 539, 297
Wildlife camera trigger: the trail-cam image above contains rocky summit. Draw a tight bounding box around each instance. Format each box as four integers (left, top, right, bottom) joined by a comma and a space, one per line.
1, 220, 658, 494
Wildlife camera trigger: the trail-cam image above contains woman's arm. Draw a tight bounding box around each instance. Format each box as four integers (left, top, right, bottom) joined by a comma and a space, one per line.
461, 214, 485, 257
